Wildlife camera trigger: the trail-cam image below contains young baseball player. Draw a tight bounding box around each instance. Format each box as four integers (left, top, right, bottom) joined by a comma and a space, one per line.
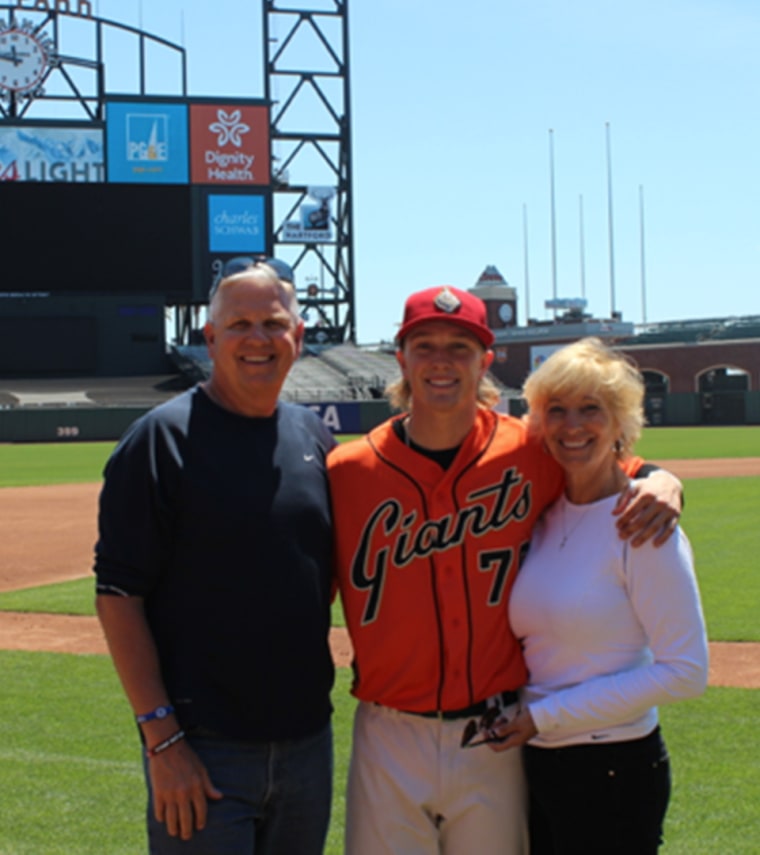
327, 285, 682, 855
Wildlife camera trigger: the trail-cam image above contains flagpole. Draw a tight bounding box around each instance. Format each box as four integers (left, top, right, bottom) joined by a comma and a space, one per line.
549, 129, 558, 310
639, 184, 648, 324
523, 203, 531, 323
606, 122, 616, 318
579, 194, 586, 300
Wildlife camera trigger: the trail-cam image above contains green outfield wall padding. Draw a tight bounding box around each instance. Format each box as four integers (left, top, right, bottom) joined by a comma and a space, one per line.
665, 393, 701, 426
745, 391, 760, 424
1, 392, 757, 443
358, 400, 392, 433
0, 408, 149, 443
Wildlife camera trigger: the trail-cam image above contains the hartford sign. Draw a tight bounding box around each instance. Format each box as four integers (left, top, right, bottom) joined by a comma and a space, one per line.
8, 0, 92, 16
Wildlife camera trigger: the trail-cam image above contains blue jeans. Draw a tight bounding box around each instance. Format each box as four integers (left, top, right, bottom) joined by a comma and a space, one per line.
145, 724, 333, 855
524, 727, 671, 854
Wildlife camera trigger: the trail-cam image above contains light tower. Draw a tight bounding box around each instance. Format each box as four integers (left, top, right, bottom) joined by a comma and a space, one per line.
264, 0, 356, 345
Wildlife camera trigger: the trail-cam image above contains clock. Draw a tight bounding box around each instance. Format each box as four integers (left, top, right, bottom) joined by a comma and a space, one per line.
498, 303, 514, 324
0, 28, 49, 94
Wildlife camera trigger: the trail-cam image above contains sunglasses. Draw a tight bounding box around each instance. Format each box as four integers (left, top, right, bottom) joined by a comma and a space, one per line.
460, 706, 507, 749
220, 256, 296, 283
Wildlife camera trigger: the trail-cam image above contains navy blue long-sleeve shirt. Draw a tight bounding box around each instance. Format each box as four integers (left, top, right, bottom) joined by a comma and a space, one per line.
95, 386, 336, 741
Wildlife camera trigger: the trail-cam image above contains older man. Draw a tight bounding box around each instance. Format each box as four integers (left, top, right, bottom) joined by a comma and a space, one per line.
95, 259, 335, 854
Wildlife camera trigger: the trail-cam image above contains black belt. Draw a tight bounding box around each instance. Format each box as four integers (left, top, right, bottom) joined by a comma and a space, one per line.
403, 690, 518, 721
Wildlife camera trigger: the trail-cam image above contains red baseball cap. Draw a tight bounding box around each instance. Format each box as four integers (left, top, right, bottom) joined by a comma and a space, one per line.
396, 286, 495, 348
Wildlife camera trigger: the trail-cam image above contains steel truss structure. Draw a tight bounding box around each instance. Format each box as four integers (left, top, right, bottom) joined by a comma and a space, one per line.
0, 4, 187, 120
264, 0, 355, 344
0, 1, 355, 345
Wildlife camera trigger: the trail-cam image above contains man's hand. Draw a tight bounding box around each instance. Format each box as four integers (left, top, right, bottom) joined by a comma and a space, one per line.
614, 469, 682, 547
149, 741, 223, 840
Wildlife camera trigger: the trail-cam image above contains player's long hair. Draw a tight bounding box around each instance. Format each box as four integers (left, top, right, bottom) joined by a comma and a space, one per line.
385, 374, 501, 412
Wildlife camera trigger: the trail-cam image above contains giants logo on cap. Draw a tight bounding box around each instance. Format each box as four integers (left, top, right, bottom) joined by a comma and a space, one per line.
397, 285, 495, 348
433, 287, 461, 314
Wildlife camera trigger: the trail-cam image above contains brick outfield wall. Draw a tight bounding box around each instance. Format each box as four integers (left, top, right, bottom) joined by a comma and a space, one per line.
490, 339, 760, 396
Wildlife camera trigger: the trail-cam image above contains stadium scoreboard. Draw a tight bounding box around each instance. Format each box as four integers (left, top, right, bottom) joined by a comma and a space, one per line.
0, 98, 272, 303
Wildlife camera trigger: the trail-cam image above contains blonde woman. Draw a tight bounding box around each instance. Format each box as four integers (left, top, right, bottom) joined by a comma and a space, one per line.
492, 338, 708, 854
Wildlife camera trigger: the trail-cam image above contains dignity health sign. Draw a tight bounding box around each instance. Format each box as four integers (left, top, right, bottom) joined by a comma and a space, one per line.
190, 104, 269, 185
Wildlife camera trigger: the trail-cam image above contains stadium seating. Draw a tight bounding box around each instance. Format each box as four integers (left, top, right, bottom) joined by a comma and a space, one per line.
171, 343, 400, 402
620, 315, 760, 346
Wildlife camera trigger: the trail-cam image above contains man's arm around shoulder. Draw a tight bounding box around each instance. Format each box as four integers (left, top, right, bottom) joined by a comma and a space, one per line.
614, 466, 683, 548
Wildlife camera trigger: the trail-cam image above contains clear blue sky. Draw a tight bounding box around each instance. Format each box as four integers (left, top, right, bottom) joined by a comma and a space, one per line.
94, 0, 759, 343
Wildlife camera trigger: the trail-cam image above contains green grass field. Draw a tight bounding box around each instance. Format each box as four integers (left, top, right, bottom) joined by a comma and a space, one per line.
0, 425, 758, 853
0, 652, 756, 854
634, 425, 760, 460
0, 653, 355, 855
0, 424, 757, 487
0, 442, 116, 487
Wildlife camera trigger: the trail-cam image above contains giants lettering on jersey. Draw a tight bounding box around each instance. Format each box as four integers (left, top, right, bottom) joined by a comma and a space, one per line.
350, 466, 532, 625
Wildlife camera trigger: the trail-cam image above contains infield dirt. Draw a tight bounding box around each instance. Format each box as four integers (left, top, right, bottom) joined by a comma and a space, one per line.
1, 458, 758, 687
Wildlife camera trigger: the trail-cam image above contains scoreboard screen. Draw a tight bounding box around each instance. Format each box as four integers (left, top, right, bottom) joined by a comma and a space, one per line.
0, 182, 196, 301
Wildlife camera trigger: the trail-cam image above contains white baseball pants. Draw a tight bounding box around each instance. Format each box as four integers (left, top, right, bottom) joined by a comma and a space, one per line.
345, 700, 528, 855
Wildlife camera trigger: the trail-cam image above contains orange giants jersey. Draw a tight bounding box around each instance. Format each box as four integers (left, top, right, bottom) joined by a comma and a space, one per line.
328, 408, 565, 714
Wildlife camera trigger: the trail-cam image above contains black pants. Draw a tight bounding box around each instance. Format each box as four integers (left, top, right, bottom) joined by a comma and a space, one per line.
524, 727, 671, 855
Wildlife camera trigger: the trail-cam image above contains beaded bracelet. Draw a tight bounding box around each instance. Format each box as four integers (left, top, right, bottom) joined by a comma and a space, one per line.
145, 729, 186, 759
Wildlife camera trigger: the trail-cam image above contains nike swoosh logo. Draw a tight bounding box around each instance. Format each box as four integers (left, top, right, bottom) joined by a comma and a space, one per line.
590, 733, 610, 740
304, 454, 315, 462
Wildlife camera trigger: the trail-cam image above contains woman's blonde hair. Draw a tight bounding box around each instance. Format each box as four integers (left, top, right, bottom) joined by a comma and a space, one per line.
522, 337, 645, 456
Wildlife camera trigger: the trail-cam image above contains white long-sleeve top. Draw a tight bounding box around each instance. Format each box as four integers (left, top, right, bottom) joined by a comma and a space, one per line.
509, 492, 709, 747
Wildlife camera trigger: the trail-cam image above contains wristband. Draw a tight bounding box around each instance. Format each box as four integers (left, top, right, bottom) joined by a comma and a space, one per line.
145, 729, 186, 759
136, 704, 175, 724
